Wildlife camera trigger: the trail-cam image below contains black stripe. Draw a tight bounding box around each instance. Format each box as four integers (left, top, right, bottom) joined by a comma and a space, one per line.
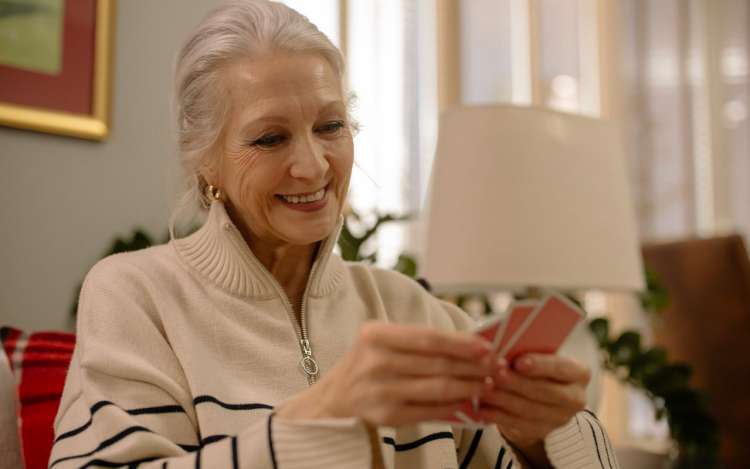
79, 457, 158, 468
459, 429, 483, 469
55, 401, 187, 444
129, 405, 185, 416
201, 434, 229, 446
583, 409, 600, 420
381, 431, 454, 451
162, 463, 167, 469
505, 460, 513, 469
195, 447, 201, 469
268, 413, 278, 469
586, 418, 607, 469
604, 427, 619, 469
597, 417, 618, 469
587, 415, 614, 469
179, 443, 200, 452
55, 401, 114, 442
494, 446, 506, 469
194, 395, 273, 411
231, 436, 239, 469
50, 426, 152, 468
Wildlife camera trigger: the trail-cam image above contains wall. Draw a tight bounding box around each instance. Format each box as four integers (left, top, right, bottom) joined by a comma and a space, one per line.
0, 0, 222, 332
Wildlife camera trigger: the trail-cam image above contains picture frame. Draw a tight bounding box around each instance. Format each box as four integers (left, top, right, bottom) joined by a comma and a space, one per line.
0, 0, 115, 141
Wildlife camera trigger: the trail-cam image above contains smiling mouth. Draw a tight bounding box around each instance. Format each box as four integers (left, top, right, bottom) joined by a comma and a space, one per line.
275, 184, 330, 204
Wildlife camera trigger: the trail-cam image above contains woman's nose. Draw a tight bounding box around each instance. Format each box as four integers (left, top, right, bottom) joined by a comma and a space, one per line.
289, 136, 330, 179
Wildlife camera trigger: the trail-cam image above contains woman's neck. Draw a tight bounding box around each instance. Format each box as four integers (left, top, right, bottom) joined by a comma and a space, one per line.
247, 234, 320, 318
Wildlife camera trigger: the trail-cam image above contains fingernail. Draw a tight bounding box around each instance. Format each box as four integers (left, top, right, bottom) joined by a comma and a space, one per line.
483, 376, 495, 392
496, 357, 508, 369
518, 357, 533, 370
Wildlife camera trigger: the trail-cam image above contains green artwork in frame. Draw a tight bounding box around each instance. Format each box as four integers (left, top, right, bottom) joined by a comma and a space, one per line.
0, 0, 64, 75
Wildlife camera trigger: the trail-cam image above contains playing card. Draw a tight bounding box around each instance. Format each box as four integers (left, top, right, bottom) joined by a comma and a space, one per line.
492, 300, 538, 353
499, 293, 585, 363
434, 294, 584, 428
466, 300, 540, 419
473, 315, 504, 344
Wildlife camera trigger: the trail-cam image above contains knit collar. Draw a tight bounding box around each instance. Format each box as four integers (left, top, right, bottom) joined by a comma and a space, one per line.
172, 201, 345, 300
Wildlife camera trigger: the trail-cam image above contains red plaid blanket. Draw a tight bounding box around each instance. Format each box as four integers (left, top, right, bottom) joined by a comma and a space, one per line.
1, 326, 76, 469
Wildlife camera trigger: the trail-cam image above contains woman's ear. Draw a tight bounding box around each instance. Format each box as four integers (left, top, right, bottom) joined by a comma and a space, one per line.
198, 158, 220, 189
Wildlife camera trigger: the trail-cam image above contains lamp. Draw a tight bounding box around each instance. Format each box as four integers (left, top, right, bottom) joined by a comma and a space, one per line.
420, 104, 645, 413
421, 105, 645, 295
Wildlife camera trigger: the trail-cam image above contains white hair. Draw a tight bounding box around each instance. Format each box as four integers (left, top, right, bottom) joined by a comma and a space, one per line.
171, 0, 348, 232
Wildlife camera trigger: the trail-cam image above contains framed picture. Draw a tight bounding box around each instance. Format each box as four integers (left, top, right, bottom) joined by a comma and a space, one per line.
0, 0, 115, 141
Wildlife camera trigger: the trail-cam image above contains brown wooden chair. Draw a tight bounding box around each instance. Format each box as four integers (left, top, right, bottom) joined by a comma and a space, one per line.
642, 234, 750, 469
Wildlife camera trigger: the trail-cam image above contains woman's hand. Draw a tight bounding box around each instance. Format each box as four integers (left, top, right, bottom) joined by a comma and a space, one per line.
479, 354, 590, 467
276, 322, 499, 426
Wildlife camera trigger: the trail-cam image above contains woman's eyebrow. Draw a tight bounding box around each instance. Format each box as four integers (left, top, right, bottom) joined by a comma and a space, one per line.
240, 99, 346, 133
239, 115, 289, 135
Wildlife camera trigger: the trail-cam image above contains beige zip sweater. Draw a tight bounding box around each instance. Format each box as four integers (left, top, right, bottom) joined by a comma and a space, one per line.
50, 201, 620, 469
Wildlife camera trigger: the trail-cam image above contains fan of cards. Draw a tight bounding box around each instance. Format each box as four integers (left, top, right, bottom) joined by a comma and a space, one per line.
440, 292, 586, 427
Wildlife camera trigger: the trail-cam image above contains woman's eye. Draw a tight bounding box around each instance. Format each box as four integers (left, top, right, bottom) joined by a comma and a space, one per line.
252, 134, 286, 148
316, 120, 345, 134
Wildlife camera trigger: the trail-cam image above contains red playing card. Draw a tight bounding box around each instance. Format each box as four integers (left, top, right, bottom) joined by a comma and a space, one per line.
473, 316, 504, 343
469, 301, 539, 417
493, 301, 538, 353
501, 294, 584, 363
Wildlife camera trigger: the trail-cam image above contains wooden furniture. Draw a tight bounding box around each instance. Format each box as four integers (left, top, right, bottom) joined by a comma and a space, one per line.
642, 234, 750, 469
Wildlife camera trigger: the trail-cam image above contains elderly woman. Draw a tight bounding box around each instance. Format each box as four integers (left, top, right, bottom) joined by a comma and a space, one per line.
50, 1, 618, 468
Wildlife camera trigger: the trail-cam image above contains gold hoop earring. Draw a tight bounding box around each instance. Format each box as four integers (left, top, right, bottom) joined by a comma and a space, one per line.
205, 184, 223, 202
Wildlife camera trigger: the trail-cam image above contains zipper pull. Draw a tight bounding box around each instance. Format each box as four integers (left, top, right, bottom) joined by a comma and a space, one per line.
299, 339, 319, 377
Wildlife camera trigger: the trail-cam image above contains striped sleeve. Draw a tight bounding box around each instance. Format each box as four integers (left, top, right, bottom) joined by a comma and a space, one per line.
49, 257, 371, 469
452, 410, 621, 469
544, 410, 620, 469
455, 426, 521, 469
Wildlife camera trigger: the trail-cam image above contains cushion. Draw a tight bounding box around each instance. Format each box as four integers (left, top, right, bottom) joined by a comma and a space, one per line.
1, 327, 76, 469
0, 350, 23, 469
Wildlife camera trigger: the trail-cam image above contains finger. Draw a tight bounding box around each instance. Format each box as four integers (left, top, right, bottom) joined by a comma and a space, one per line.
513, 354, 591, 384
370, 401, 466, 427
378, 376, 487, 403
482, 389, 571, 426
359, 322, 492, 360
495, 368, 587, 410
385, 350, 497, 379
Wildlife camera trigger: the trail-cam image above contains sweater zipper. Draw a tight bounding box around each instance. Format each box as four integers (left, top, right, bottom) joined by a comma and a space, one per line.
298, 253, 323, 385
224, 225, 321, 386
277, 264, 321, 386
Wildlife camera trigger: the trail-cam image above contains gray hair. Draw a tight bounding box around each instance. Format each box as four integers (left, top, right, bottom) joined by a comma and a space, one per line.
171, 0, 347, 230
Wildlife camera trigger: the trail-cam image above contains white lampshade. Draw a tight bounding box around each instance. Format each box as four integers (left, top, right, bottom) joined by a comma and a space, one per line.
420, 105, 645, 293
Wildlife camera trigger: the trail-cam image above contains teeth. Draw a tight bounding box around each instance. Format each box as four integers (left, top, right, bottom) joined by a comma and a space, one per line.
281, 188, 325, 204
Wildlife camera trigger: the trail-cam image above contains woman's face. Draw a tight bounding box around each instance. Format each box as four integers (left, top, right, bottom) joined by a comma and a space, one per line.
211, 53, 353, 248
